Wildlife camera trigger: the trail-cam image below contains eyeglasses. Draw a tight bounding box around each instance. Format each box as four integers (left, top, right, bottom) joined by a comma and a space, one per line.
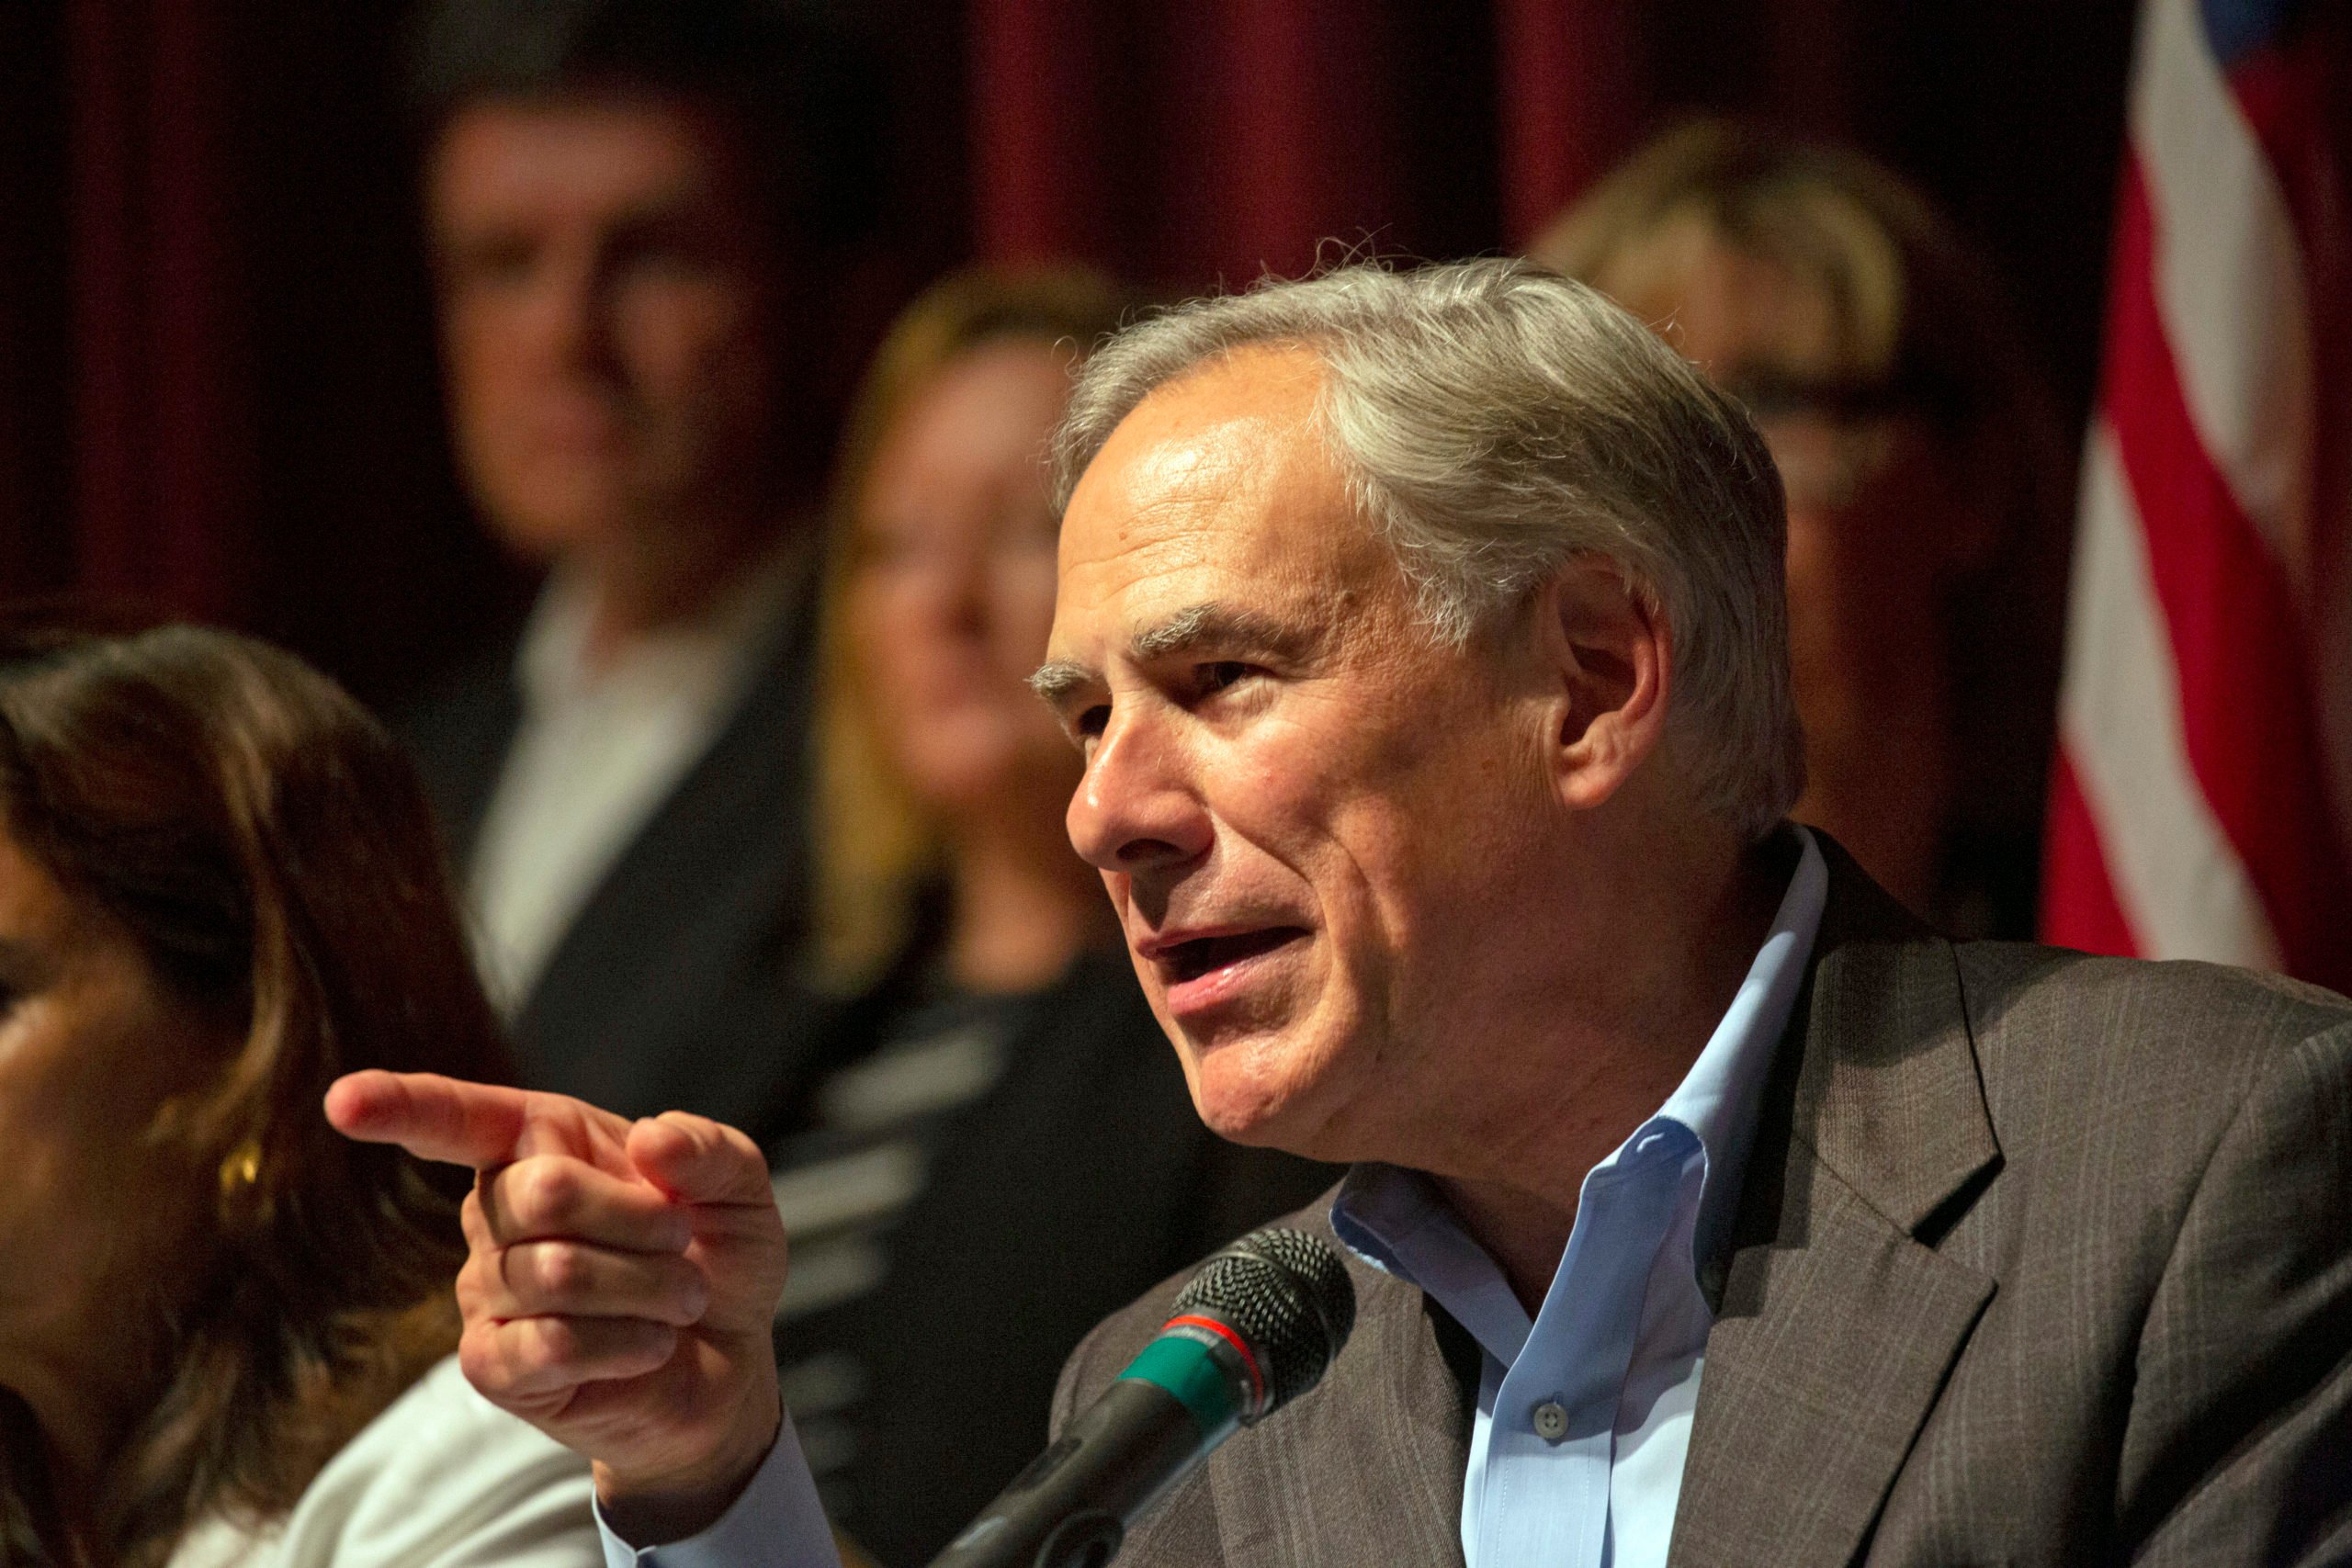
1724, 370, 1927, 513
1750, 411, 1905, 512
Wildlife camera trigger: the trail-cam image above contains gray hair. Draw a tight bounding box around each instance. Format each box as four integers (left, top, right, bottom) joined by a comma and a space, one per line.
1049, 257, 1804, 840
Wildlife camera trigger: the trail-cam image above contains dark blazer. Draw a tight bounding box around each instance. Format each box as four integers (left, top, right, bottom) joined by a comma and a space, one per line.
1054, 842, 2352, 1566
402, 596, 840, 1143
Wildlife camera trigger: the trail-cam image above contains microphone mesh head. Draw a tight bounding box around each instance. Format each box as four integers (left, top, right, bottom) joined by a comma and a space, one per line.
1168, 1226, 1356, 1418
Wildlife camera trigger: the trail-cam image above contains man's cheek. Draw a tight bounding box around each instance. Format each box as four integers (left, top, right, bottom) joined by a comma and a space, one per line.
1100, 873, 1134, 930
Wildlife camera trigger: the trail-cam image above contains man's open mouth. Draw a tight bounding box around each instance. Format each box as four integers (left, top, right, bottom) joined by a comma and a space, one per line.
1159, 928, 1308, 984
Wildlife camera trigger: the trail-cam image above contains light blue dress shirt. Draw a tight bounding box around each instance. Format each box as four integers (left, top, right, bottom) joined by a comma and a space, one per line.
594, 1413, 842, 1568
596, 828, 1825, 1568
1330, 827, 1825, 1568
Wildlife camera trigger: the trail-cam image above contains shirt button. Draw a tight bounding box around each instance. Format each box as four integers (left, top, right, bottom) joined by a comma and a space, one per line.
1532, 1401, 1569, 1442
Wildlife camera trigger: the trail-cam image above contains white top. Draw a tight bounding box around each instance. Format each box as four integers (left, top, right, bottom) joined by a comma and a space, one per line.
467, 551, 802, 1012
166, 1354, 601, 1568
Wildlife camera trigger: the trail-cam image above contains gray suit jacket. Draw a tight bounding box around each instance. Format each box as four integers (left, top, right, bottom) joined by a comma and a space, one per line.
1053, 843, 2352, 1565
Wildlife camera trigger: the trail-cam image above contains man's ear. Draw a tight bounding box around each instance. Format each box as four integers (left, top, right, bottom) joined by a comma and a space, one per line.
1532, 558, 1671, 813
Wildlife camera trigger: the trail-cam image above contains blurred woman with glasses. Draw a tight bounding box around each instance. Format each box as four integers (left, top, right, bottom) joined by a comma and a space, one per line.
1533, 121, 2071, 937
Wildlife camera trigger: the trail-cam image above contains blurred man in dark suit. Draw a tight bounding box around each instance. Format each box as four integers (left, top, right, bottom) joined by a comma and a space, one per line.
401, 0, 862, 1139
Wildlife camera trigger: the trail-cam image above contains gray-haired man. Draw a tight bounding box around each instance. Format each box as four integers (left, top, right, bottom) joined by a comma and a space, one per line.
336, 260, 2352, 1566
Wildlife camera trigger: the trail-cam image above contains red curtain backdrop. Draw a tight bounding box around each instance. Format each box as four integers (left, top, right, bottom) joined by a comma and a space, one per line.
970, 0, 1113, 264
30, 0, 518, 705
1495, 0, 1645, 245
8, 0, 2140, 710
69, 0, 254, 623
967, 0, 1499, 286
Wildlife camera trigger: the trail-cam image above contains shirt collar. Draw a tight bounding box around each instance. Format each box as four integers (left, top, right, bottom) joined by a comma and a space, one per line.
1332, 826, 1827, 1316
1665, 823, 1826, 1279
514, 537, 808, 713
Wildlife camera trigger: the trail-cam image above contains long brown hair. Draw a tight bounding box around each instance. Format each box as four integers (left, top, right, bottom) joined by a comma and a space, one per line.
0, 625, 511, 1566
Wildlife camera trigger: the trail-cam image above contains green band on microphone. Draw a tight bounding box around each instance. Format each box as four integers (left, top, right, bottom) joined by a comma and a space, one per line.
1117, 1336, 1242, 1438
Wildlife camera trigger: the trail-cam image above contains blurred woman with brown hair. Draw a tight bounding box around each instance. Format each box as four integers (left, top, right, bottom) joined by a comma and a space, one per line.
0, 625, 596, 1566
773, 269, 1331, 1565
1532, 119, 2071, 937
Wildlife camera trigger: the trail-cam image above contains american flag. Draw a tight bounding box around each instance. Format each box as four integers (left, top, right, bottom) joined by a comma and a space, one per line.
2041, 0, 2352, 991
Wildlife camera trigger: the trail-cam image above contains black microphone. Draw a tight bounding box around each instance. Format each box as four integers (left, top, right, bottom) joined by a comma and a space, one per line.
927, 1226, 1357, 1568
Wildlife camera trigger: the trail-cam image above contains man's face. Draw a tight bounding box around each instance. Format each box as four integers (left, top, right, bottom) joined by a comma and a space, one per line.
426, 96, 781, 563
1040, 347, 1559, 1160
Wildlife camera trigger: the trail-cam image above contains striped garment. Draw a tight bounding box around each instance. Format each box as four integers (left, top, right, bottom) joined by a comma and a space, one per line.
765, 984, 1024, 1510
2041, 0, 2352, 991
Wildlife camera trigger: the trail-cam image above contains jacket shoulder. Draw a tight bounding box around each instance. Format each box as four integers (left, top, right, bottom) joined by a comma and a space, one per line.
1950, 942, 2351, 1222
1956, 940, 2350, 1029
1957, 942, 2350, 1100
1882, 945, 2352, 1562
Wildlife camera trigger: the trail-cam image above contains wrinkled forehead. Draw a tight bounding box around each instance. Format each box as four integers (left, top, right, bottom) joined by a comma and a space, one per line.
1047, 347, 1397, 656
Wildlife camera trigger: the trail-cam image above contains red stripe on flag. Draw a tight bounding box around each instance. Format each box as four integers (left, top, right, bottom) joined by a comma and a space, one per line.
2041, 743, 2143, 958
2099, 154, 2352, 988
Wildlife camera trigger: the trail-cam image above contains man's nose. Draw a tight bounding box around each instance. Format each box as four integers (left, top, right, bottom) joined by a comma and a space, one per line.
929, 542, 990, 636
532, 253, 615, 374
1065, 710, 1212, 874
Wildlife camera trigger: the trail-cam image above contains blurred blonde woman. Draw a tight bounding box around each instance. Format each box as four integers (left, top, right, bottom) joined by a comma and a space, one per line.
1532, 120, 2069, 937
774, 270, 1331, 1565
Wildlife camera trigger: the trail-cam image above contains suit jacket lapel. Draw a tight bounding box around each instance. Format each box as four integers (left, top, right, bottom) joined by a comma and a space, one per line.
400, 648, 524, 866
1207, 1256, 1473, 1568
1670, 843, 2001, 1568
511, 574, 826, 1128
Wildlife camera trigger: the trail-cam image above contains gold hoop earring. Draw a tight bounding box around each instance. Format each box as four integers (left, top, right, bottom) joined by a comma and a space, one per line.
217, 1138, 262, 1201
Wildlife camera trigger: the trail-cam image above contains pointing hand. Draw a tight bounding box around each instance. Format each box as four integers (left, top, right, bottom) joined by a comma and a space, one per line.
326, 1070, 786, 1542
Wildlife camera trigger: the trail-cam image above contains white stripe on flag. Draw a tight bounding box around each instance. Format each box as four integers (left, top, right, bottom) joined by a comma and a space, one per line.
2132, 0, 2314, 584
2060, 422, 2284, 967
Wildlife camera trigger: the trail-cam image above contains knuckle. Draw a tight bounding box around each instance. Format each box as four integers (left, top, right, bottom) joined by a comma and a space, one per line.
518, 1316, 579, 1375
673, 1255, 712, 1303
650, 1258, 707, 1322
533, 1241, 591, 1299
457, 1325, 509, 1395
656, 1111, 708, 1140
634, 1321, 681, 1367
514, 1159, 580, 1226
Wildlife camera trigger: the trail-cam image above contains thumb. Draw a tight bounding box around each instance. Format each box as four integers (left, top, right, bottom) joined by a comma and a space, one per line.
627, 1112, 774, 1209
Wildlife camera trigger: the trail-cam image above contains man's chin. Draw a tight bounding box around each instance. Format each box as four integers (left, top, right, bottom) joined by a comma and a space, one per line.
1184, 1045, 1322, 1153
479, 494, 636, 561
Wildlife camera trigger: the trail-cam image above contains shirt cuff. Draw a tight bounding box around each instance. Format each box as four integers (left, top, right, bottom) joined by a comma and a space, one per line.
594, 1414, 842, 1568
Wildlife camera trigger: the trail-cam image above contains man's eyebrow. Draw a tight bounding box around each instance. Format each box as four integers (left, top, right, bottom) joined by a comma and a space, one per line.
1027, 659, 1094, 706
1127, 601, 1314, 663
1028, 602, 1318, 711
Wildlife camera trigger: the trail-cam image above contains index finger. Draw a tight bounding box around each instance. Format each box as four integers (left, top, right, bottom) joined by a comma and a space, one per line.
326, 1070, 532, 1168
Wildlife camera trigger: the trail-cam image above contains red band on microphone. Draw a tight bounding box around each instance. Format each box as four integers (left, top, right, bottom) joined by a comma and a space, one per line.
1162, 1313, 1265, 1409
